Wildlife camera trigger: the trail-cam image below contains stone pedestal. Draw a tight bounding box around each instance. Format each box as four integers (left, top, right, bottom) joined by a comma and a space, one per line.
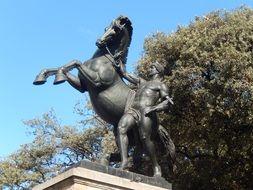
32, 161, 172, 190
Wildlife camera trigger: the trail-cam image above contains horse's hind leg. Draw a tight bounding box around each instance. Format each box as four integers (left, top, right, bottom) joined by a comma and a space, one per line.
33, 68, 59, 85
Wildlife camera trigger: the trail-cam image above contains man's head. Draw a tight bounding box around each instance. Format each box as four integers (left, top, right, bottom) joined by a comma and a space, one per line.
148, 62, 165, 77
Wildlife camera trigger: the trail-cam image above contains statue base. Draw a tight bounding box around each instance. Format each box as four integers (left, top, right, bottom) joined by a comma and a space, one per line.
32, 160, 172, 190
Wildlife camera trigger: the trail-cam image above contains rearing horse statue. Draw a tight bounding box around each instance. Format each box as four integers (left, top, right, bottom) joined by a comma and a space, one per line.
34, 16, 133, 126
33, 15, 175, 175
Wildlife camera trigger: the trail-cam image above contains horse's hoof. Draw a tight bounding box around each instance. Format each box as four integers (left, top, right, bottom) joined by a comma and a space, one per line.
120, 161, 131, 170
33, 74, 47, 85
33, 80, 46, 85
153, 173, 162, 178
53, 69, 67, 85
153, 166, 162, 177
53, 79, 66, 85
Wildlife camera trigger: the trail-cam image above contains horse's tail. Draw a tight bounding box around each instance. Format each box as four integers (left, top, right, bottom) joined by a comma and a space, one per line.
158, 124, 177, 173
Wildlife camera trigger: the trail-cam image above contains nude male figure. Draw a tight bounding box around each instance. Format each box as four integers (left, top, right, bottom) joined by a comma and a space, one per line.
117, 62, 174, 177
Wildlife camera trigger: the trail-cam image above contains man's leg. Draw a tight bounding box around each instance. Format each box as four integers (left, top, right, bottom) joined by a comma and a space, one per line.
139, 114, 162, 177
117, 114, 136, 169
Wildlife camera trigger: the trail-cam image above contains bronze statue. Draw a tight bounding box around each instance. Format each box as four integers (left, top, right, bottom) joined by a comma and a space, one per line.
117, 62, 174, 177
33, 16, 175, 177
34, 16, 133, 126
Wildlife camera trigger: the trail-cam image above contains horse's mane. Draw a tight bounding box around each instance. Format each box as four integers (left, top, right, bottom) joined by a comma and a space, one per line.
118, 15, 133, 47
116, 16, 133, 65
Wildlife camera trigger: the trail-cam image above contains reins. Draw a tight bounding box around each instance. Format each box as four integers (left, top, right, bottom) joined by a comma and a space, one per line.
105, 45, 124, 68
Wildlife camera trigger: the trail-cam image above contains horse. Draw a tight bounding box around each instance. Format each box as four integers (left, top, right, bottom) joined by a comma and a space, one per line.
34, 16, 133, 126
33, 15, 175, 175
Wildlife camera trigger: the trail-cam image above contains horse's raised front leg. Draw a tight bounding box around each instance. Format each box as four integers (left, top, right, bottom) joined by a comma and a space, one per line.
76, 65, 103, 87
33, 68, 59, 85
53, 59, 81, 84
53, 59, 86, 92
33, 60, 81, 86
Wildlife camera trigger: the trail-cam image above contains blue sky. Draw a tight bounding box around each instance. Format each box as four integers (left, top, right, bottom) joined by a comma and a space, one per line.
0, 0, 252, 157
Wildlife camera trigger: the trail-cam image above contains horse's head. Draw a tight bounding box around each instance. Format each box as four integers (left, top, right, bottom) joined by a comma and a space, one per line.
96, 16, 132, 63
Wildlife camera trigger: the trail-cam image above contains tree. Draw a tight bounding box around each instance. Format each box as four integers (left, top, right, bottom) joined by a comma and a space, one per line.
137, 6, 253, 190
0, 100, 117, 189
1, 7, 253, 190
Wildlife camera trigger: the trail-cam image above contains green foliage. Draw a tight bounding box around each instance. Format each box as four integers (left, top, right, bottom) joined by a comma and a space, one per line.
138, 7, 253, 190
1, 6, 253, 190
0, 100, 116, 189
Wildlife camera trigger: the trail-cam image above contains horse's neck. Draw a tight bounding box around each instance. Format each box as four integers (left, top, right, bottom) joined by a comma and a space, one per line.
91, 47, 130, 87
92, 49, 107, 58
92, 47, 127, 64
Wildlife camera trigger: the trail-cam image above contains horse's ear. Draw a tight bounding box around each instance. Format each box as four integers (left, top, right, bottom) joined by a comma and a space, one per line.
117, 16, 131, 25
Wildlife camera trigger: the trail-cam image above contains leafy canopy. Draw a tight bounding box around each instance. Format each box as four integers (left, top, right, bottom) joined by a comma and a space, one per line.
138, 6, 253, 190
0, 101, 117, 190
1, 6, 253, 190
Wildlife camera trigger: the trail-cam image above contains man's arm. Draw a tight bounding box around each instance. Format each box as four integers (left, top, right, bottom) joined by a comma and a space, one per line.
152, 95, 174, 111
145, 83, 173, 115
118, 63, 140, 85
